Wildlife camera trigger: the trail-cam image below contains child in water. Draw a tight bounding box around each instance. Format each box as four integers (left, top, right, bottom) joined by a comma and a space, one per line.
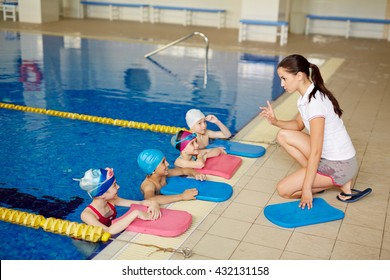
171, 130, 225, 169
138, 149, 206, 204
185, 109, 231, 149
75, 167, 161, 235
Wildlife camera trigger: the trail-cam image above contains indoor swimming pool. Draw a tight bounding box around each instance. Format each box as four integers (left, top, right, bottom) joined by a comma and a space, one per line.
0, 30, 284, 259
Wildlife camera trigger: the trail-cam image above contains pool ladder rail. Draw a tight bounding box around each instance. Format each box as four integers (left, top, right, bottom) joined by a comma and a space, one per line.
144, 32, 209, 88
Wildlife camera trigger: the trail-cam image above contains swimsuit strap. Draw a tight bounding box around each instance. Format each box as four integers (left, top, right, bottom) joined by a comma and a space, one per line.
87, 202, 117, 227
107, 202, 116, 213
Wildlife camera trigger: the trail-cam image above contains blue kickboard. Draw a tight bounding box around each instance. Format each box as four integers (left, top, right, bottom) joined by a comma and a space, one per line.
162, 176, 233, 202
264, 198, 344, 228
207, 139, 266, 158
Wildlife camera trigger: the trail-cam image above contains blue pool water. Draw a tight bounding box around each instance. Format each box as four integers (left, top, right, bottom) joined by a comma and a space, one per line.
0, 31, 284, 259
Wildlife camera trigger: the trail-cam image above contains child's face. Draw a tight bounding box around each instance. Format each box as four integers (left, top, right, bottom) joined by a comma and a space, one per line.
183, 139, 199, 155
102, 181, 119, 199
155, 158, 169, 176
191, 118, 207, 135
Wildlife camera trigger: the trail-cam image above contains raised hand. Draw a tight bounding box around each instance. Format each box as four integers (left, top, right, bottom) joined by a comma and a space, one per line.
259, 100, 277, 125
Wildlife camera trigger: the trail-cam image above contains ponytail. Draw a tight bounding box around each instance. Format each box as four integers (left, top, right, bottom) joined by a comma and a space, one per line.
309, 64, 343, 117
278, 54, 343, 117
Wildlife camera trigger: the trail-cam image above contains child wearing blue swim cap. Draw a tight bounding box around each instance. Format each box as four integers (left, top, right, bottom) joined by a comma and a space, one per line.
137, 149, 206, 204
186, 109, 231, 149
74, 167, 161, 235
171, 130, 225, 169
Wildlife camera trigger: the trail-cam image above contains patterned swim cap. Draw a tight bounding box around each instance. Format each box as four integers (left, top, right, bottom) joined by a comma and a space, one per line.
76, 168, 115, 198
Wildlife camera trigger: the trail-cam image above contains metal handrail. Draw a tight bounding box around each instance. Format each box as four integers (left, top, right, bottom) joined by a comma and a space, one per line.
144, 32, 209, 88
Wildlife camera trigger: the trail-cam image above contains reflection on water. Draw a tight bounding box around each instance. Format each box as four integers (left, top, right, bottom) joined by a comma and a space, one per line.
1, 31, 285, 133
0, 188, 84, 219
124, 68, 151, 93
19, 59, 43, 92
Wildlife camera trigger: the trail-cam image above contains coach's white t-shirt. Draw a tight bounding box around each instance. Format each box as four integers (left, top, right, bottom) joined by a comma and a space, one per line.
297, 83, 356, 160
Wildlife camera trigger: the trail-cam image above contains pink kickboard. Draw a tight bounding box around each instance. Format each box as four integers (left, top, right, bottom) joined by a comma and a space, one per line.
196, 154, 242, 179
113, 204, 192, 237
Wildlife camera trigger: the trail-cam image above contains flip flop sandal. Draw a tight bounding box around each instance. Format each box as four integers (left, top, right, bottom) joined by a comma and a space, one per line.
337, 188, 372, 203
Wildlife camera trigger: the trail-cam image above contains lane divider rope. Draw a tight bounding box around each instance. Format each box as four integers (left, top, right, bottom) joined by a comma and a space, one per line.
0, 206, 193, 257
0, 102, 187, 134
0, 207, 110, 243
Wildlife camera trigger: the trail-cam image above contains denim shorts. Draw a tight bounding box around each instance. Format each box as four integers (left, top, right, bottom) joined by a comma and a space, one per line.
317, 156, 358, 186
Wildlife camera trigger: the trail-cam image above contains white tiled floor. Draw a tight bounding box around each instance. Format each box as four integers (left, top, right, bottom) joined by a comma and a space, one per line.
1, 17, 389, 260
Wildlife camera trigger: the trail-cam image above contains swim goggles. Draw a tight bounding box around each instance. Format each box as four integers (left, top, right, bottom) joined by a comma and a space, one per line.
173, 132, 197, 146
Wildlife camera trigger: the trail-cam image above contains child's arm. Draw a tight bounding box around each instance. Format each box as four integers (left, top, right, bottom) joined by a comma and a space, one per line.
112, 196, 140, 207
107, 210, 146, 235
80, 208, 105, 229
80, 207, 148, 235
168, 167, 207, 181
205, 115, 231, 139
139, 200, 161, 220
113, 196, 161, 219
202, 147, 225, 160
142, 180, 198, 204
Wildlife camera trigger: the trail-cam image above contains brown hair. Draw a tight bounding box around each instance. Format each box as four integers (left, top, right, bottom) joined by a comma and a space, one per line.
278, 54, 343, 117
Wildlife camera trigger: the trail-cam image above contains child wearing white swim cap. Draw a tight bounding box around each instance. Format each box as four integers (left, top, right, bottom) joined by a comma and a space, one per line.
185, 109, 231, 149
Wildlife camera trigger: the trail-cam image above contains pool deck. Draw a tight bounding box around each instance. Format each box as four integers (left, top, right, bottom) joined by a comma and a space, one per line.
1, 18, 390, 260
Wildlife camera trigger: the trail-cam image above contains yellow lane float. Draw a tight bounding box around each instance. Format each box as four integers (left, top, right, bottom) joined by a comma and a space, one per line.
0, 207, 110, 243
0, 102, 187, 135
